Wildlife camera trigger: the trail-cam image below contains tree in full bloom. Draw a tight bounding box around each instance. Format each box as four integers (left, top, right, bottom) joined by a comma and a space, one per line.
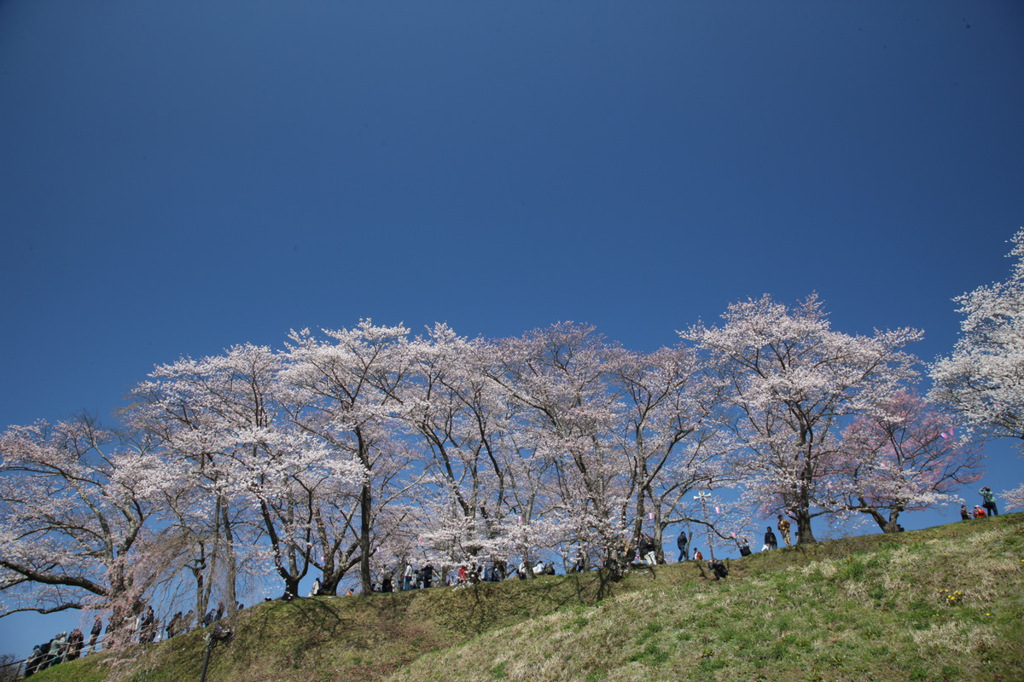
682, 294, 922, 543
613, 345, 733, 562
282, 321, 416, 594
1001, 483, 1024, 512
489, 323, 629, 567
930, 228, 1024, 449
131, 344, 358, 604
396, 325, 519, 568
836, 391, 984, 532
129, 355, 251, 623
0, 416, 170, 643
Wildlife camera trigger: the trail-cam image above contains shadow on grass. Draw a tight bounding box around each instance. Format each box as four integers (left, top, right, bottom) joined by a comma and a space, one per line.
275, 597, 350, 640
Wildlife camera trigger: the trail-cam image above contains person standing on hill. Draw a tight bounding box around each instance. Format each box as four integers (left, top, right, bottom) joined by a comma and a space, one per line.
960, 504, 971, 521
140, 606, 156, 643
49, 632, 67, 667
676, 530, 688, 562
980, 486, 998, 516
181, 609, 194, 634
66, 628, 83, 660
86, 615, 102, 654
165, 612, 181, 640
777, 515, 792, 547
764, 526, 778, 550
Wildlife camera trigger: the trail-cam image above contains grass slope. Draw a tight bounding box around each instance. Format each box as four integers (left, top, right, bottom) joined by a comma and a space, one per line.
31, 514, 1024, 682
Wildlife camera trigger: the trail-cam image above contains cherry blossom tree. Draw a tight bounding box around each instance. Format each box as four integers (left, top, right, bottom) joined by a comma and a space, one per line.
836, 391, 984, 532
613, 345, 733, 561
396, 325, 517, 567
129, 356, 247, 622
490, 323, 629, 566
131, 344, 358, 602
682, 294, 922, 543
0, 416, 170, 642
298, 460, 368, 596
1001, 483, 1024, 512
930, 228, 1024, 448
282, 321, 416, 593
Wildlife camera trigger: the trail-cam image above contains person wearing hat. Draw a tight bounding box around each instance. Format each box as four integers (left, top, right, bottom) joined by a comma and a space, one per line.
980, 486, 998, 516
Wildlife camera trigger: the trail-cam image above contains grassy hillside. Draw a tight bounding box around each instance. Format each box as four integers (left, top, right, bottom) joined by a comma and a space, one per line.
31, 513, 1024, 681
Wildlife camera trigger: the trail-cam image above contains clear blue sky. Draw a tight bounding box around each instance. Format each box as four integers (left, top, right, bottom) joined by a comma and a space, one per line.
1, 0, 1022, 661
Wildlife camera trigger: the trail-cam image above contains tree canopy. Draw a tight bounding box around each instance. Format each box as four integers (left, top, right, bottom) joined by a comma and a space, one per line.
0, 286, 1001, 639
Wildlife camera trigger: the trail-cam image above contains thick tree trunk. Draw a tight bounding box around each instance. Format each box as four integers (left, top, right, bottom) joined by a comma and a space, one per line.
359, 482, 372, 594
220, 504, 238, 616
282, 575, 301, 597
794, 449, 817, 544
795, 512, 816, 544
191, 557, 207, 632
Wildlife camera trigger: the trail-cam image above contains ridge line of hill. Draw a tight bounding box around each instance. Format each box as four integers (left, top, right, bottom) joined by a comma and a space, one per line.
27, 513, 1024, 682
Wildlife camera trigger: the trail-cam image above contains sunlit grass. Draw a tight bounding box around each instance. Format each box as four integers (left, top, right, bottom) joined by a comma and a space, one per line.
390, 514, 1024, 682
29, 513, 1024, 682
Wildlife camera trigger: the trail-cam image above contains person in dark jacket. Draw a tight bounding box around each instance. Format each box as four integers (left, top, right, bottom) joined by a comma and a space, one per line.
25, 644, 45, 676
66, 628, 84, 659
736, 537, 751, 556
87, 615, 103, 654
140, 606, 156, 643
764, 526, 778, 550
676, 531, 688, 562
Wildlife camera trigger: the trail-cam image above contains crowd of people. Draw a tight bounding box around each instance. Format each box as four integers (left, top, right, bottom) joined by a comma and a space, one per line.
22, 615, 101, 677
19, 599, 244, 677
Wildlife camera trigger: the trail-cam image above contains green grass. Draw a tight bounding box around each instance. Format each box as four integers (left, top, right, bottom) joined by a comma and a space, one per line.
28, 513, 1024, 681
